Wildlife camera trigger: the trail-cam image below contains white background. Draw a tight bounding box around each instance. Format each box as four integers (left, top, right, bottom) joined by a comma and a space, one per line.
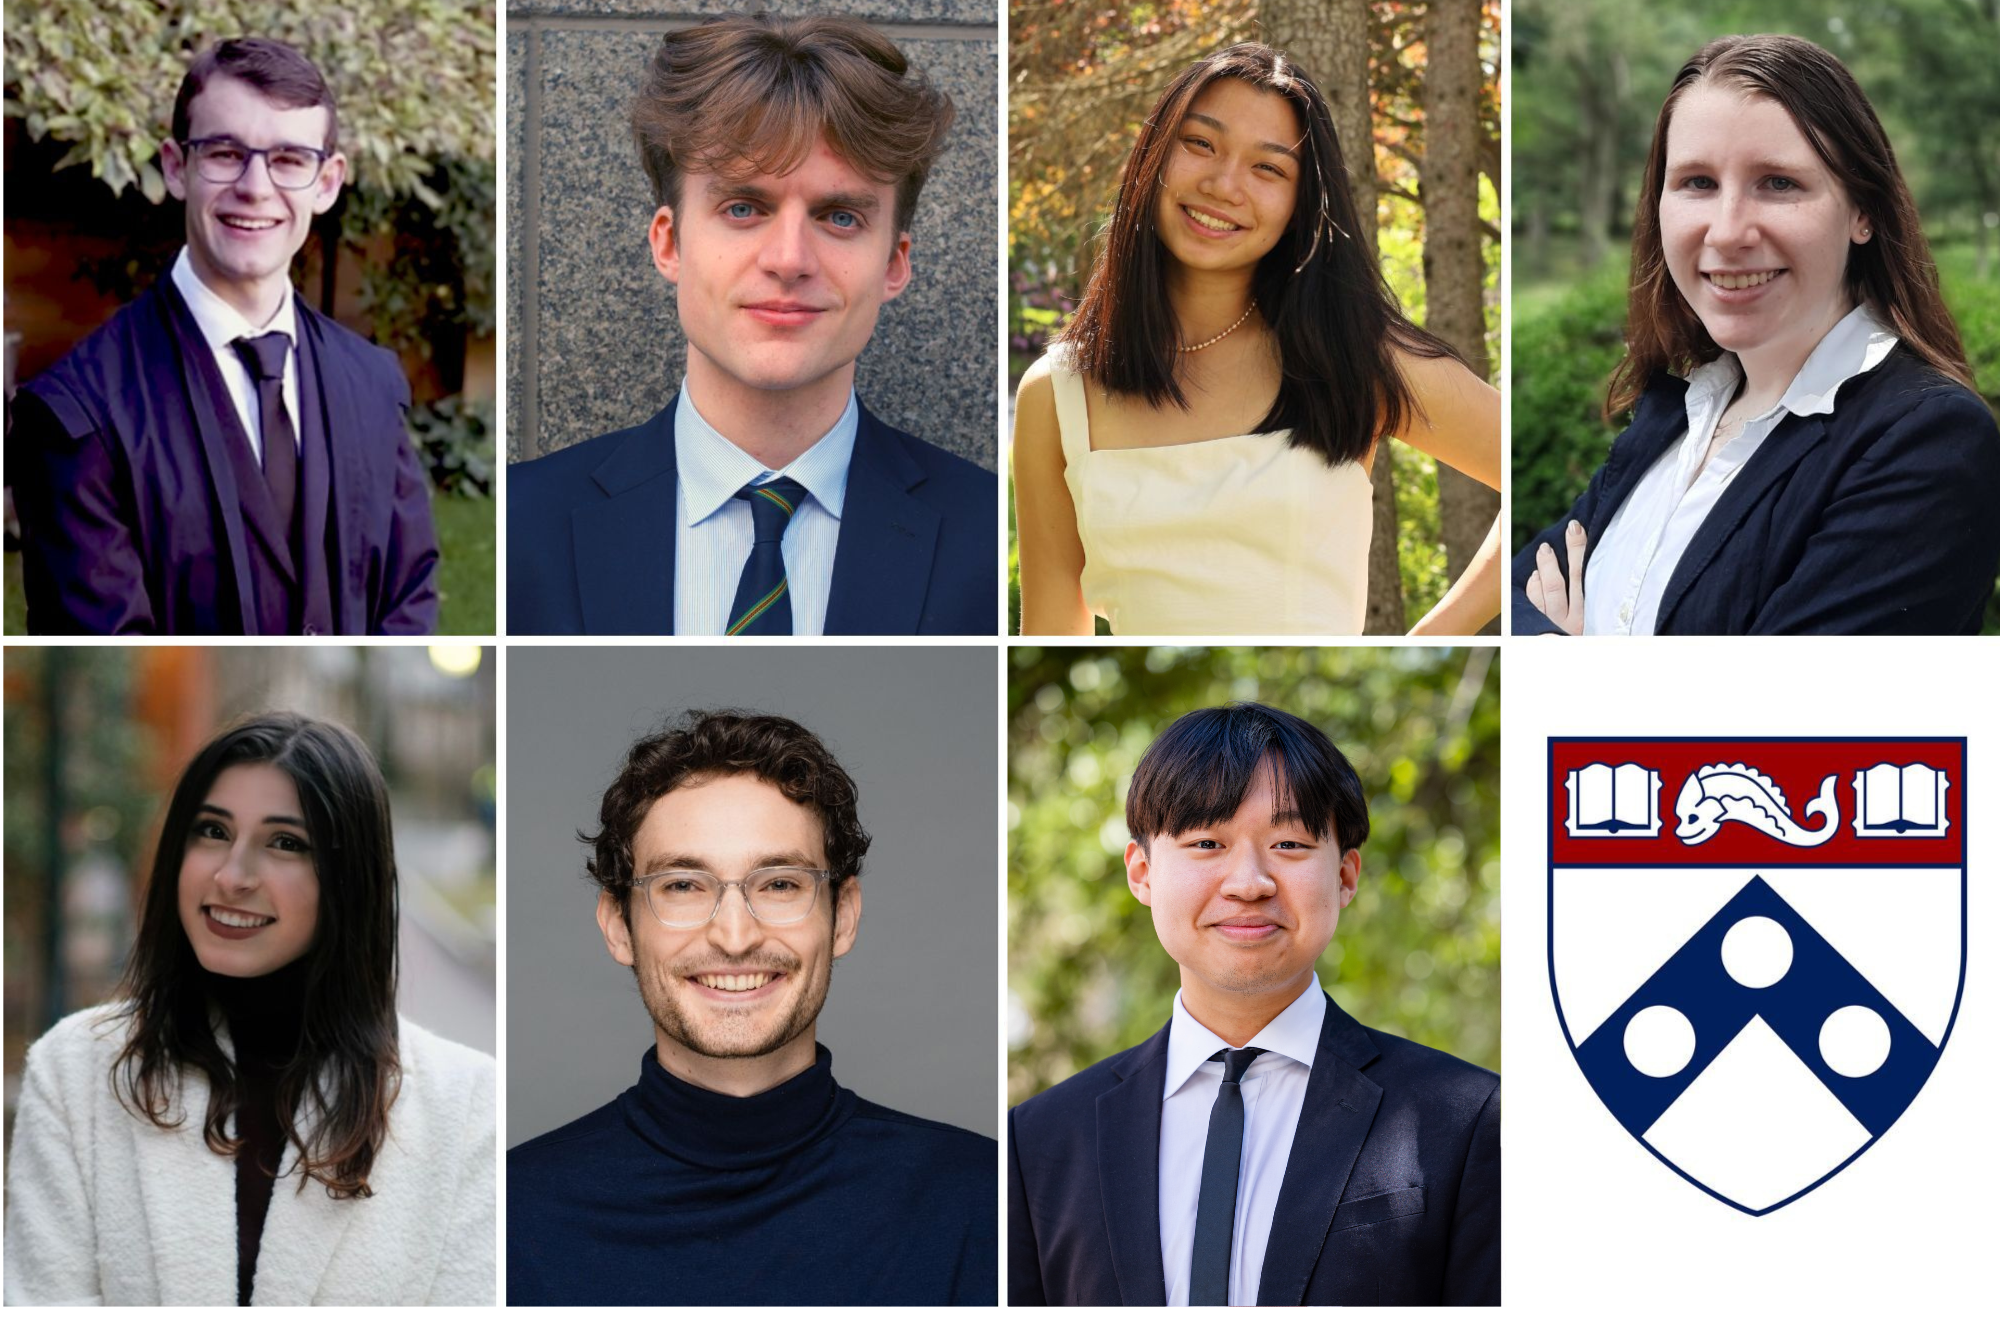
1502, 636, 1994, 1321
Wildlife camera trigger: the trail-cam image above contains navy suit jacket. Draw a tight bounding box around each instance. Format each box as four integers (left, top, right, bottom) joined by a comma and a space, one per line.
506, 398, 996, 634
1512, 348, 2000, 634
7, 280, 439, 635
1008, 994, 1500, 1306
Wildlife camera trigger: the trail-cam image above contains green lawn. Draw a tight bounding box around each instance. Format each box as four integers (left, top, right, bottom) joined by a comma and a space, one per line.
3, 492, 493, 635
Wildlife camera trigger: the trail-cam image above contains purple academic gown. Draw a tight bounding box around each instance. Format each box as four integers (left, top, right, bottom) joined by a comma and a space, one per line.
7, 277, 439, 634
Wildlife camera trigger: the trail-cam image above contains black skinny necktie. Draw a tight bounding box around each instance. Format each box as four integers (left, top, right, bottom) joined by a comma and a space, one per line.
1190, 1046, 1266, 1305
725, 478, 809, 635
232, 332, 297, 534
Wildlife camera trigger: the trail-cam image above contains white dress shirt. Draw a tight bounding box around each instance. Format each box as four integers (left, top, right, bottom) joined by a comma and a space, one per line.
169, 247, 300, 465
671, 386, 855, 636
1159, 984, 1324, 1306
1584, 303, 1899, 635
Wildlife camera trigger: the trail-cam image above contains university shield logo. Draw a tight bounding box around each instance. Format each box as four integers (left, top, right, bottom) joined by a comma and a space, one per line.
1549, 738, 1966, 1215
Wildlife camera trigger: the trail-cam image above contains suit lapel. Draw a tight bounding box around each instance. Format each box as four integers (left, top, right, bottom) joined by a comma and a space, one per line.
1255, 995, 1384, 1306
298, 306, 358, 628
572, 402, 679, 633
823, 404, 941, 634
1096, 1024, 1171, 1306
152, 281, 264, 626
1655, 415, 1828, 629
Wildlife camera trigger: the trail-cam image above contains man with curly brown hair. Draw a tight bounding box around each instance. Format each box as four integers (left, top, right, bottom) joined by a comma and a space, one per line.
506, 710, 996, 1305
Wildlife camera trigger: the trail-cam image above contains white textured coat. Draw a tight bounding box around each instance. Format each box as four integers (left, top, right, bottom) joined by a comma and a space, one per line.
3, 1004, 495, 1305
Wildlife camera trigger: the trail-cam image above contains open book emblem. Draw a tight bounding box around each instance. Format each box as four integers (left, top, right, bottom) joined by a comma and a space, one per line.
1564, 762, 1661, 837
1550, 737, 1965, 1216
1852, 763, 1950, 838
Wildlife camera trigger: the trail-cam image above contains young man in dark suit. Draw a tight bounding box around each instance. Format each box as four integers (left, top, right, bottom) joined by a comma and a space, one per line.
506, 14, 995, 636
1009, 703, 1500, 1306
7, 38, 440, 635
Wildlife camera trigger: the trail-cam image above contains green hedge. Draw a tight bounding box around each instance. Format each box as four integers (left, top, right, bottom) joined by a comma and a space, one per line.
1509, 262, 1630, 551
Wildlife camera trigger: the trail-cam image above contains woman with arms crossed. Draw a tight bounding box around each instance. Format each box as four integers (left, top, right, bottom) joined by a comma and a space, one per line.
1015, 43, 1502, 636
1517, 34, 2000, 635
3, 715, 495, 1305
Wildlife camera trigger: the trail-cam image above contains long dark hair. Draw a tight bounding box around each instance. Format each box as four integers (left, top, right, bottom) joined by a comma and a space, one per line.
1608, 33, 1974, 417
1059, 42, 1468, 468
111, 713, 400, 1200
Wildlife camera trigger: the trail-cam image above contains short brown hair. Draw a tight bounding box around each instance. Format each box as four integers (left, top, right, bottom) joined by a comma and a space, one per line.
1608, 33, 1973, 417
173, 37, 339, 152
581, 710, 872, 920
630, 13, 954, 234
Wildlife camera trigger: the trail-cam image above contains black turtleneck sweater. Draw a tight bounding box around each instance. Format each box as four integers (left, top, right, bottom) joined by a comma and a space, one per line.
506, 1045, 996, 1305
208, 960, 308, 1307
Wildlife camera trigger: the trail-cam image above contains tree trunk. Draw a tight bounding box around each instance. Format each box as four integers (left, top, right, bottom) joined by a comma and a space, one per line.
1426, 0, 1498, 632
1268, 0, 1404, 633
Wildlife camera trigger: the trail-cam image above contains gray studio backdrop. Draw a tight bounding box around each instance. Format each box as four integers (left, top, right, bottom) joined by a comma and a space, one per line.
506, 0, 999, 466
506, 645, 999, 1146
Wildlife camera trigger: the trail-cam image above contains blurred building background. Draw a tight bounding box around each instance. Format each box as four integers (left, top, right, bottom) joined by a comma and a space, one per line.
1008, 645, 1500, 1104
3, 644, 497, 1157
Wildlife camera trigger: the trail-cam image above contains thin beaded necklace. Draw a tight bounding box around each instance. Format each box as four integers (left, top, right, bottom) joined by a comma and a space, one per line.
1176, 299, 1257, 354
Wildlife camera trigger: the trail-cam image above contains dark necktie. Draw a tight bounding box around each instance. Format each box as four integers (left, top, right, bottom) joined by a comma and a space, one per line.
1190, 1046, 1266, 1306
231, 332, 298, 535
726, 478, 809, 635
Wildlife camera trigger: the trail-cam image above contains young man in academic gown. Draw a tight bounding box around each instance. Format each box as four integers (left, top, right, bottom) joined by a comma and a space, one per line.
7, 37, 440, 635
505, 13, 994, 636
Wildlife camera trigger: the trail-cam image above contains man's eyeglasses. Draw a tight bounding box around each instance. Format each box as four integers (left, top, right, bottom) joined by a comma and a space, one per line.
180, 137, 331, 190
629, 866, 834, 928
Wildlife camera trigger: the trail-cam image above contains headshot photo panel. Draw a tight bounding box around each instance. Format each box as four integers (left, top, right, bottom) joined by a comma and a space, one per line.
1008, 1, 1502, 636
506, 5, 1000, 636
1007, 645, 1501, 1306
505, 644, 998, 1306
0, 645, 498, 1306
2, 12, 497, 637
1510, 0, 2000, 635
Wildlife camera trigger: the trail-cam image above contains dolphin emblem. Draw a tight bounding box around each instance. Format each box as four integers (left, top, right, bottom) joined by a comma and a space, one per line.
1674, 764, 1839, 847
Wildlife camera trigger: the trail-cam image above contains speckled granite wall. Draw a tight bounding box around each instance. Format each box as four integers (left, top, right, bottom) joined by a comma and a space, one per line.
506, 2, 998, 469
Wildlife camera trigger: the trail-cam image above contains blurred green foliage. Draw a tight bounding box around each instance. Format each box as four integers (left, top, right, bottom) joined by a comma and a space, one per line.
3, 0, 497, 361
1008, 645, 1499, 1104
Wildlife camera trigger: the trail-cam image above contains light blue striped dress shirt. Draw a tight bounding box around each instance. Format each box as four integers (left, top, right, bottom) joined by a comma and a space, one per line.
672, 386, 857, 636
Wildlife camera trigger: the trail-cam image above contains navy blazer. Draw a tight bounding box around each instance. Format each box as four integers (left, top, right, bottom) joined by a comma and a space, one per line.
6, 278, 438, 636
8, 280, 439, 635
506, 397, 997, 634
1512, 348, 2000, 634
1008, 994, 1500, 1306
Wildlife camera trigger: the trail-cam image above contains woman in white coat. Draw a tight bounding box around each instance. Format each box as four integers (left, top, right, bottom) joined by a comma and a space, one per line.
4, 713, 495, 1306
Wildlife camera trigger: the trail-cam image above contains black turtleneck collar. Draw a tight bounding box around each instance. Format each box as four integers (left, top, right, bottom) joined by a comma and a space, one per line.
621, 1042, 856, 1170
207, 957, 310, 1070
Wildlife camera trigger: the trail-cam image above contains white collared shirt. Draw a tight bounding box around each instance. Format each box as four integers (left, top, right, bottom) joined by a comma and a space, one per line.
1584, 303, 1899, 635
169, 248, 301, 465
671, 386, 856, 636
1159, 984, 1324, 1307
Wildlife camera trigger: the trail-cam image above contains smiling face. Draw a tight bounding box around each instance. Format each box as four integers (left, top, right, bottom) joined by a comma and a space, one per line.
1152, 78, 1303, 276
599, 772, 860, 1075
1658, 84, 1868, 377
161, 73, 346, 324
650, 137, 911, 416
176, 762, 320, 977
1126, 763, 1359, 1018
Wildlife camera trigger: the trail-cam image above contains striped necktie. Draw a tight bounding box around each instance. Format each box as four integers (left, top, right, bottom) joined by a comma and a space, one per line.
725, 478, 809, 635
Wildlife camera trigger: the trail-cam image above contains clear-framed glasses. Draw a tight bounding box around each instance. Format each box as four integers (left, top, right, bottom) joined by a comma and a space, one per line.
630, 865, 833, 929
181, 137, 331, 190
